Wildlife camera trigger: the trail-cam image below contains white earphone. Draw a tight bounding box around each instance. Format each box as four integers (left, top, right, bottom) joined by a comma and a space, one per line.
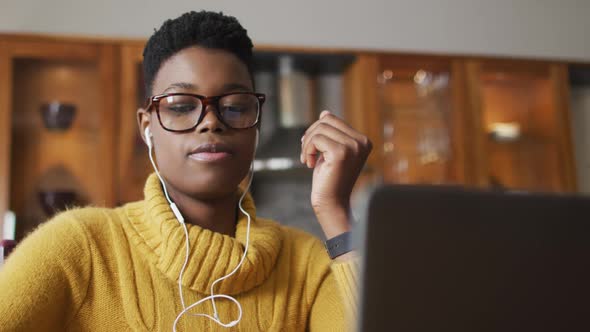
145, 127, 184, 223
144, 127, 152, 148
144, 126, 258, 330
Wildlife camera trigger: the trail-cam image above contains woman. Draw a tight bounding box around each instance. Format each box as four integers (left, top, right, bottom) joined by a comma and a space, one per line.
0, 11, 371, 331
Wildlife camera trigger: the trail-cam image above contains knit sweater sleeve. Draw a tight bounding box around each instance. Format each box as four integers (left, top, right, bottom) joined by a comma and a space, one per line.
330, 259, 360, 322
0, 211, 91, 331
308, 242, 360, 331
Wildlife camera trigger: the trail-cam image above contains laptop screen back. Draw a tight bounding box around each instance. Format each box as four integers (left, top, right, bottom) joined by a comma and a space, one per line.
358, 186, 590, 332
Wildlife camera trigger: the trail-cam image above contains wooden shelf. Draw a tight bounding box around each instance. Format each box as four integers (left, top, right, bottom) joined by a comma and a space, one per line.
0, 38, 116, 240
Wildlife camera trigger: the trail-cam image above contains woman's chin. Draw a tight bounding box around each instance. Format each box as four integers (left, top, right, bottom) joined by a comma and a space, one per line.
179, 176, 242, 199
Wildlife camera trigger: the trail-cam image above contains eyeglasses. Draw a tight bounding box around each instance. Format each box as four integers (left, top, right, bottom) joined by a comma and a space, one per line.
145, 92, 266, 132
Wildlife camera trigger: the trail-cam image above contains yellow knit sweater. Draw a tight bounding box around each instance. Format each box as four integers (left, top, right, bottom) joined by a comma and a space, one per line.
0, 174, 358, 331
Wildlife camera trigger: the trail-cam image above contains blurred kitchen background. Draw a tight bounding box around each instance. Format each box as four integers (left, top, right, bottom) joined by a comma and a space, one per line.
1, 0, 590, 243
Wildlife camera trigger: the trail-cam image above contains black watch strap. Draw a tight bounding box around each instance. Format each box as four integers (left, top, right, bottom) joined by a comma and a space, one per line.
325, 231, 353, 259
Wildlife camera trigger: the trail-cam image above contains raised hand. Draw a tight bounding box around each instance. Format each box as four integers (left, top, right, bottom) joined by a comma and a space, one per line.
300, 111, 372, 239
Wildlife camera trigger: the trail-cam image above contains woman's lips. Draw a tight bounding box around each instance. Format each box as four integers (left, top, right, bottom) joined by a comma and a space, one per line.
188, 142, 234, 162
188, 151, 232, 162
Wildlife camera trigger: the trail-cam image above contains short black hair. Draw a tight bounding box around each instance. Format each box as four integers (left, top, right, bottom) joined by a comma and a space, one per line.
142, 11, 254, 96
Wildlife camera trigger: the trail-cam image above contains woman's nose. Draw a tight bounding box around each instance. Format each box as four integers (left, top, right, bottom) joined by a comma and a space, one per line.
196, 105, 226, 133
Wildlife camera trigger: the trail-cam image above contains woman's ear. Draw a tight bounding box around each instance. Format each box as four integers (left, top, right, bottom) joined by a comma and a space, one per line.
137, 108, 151, 146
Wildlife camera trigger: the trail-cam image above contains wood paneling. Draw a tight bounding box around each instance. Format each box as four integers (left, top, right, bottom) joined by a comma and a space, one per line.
343, 54, 380, 173
551, 64, 577, 191
98, 44, 118, 206
9, 40, 99, 61
465, 61, 490, 187
0, 42, 13, 240
117, 45, 151, 204
449, 60, 470, 184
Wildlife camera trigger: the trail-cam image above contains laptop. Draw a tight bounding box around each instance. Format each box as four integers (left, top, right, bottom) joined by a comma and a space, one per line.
356, 185, 590, 331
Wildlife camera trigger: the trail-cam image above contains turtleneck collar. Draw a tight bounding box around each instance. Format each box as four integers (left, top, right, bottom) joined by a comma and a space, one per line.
124, 173, 282, 295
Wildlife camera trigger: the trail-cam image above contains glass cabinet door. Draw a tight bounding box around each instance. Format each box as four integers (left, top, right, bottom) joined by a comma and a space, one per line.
378, 56, 463, 185
0, 38, 116, 240
467, 61, 575, 192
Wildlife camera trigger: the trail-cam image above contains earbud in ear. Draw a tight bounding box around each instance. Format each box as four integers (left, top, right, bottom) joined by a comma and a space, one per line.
144, 127, 152, 149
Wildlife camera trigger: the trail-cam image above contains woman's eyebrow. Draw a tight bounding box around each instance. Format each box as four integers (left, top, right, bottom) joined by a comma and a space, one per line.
163, 82, 197, 93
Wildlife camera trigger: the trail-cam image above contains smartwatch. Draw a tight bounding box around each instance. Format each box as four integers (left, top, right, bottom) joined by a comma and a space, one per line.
324, 231, 353, 259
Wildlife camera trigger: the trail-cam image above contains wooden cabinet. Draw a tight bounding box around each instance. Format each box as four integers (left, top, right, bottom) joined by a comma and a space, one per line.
376, 55, 469, 185
0, 34, 580, 240
345, 53, 576, 193
0, 35, 117, 240
345, 54, 470, 187
465, 60, 576, 192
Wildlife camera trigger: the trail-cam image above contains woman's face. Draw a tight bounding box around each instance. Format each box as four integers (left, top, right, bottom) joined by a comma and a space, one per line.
138, 46, 256, 200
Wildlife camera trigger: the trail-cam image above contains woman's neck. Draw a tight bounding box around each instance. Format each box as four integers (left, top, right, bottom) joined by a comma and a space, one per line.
166, 185, 239, 236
